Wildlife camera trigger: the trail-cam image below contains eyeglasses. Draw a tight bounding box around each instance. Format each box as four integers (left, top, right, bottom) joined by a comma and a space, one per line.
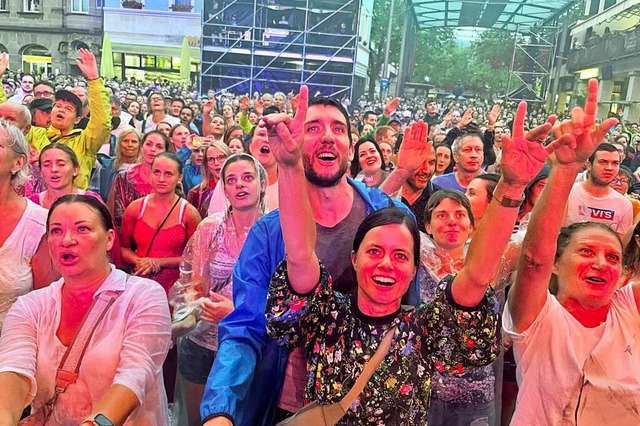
207, 155, 227, 164
612, 177, 629, 185
34, 91, 54, 98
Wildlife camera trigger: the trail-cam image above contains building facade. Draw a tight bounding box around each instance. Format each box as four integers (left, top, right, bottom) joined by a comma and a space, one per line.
103, 0, 202, 82
0, 0, 103, 76
548, 0, 640, 121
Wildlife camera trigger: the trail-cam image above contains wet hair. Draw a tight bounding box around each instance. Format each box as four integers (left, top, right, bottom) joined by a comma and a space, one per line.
470, 173, 500, 203
227, 136, 246, 152
587, 142, 618, 165
48, 194, 113, 232
350, 136, 386, 178
0, 118, 30, 186
424, 189, 475, 227
435, 143, 455, 174
221, 153, 269, 213
352, 207, 421, 267
38, 142, 80, 171
623, 221, 640, 278
142, 130, 171, 151
308, 97, 353, 147
552, 222, 623, 293
201, 141, 231, 184
152, 151, 183, 175
223, 125, 244, 145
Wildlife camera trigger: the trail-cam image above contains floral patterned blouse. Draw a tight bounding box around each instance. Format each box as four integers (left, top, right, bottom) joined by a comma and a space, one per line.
266, 261, 500, 425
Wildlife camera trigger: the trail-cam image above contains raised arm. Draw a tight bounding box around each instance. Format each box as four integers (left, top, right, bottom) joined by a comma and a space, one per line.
379, 120, 431, 195
452, 102, 566, 307
77, 48, 111, 154
508, 79, 618, 332
261, 86, 318, 294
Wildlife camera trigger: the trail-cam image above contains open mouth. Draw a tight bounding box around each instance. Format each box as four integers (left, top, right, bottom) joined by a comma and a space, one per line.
585, 276, 606, 285
60, 252, 78, 265
372, 276, 396, 287
236, 191, 248, 199
366, 158, 377, 166
317, 152, 336, 162
260, 145, 271, 154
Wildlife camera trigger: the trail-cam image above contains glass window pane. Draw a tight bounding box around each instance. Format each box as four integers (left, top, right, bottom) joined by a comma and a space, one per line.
124, 55, 141, 67
142, 55, 155, 68
157, 56, 172, 69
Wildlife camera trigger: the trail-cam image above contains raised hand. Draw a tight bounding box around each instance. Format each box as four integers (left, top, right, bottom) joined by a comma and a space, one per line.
290, 94, 299, 114
76, 48, 99, 80
240, 95, 250, 113
0, 52, 8, 77
551, 79, 618, 165
254, 99, 264, 117
384, 97, 400, 118
260, 85, 309, 168
458, 108, 474, 128
487, 105, 501, 126
202, 99, 215, 117
501, 102, 569, 186
395, 120, 432, 174
441, 110, 453, 127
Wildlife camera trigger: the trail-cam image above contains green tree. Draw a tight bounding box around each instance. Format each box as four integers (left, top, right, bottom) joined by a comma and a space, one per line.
368, 0, 404, 99
469, 29, 520, 96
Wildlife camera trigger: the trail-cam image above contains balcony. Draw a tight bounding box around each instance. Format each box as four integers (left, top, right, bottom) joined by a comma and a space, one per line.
567, 29, 640, 72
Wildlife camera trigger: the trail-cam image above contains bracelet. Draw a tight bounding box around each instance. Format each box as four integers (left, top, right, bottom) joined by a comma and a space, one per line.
493, 191, 525, 208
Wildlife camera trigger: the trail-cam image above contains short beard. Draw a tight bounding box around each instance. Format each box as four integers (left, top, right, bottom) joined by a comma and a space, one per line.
303, 155, 348, 188
591, 174, 614, 187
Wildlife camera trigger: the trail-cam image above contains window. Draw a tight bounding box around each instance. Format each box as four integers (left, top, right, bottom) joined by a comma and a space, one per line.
0, 0, 7, 11
23, 0, 40, 12
124, 54, 140, 68
72, 0, 89, 13
170, 0, 193, 11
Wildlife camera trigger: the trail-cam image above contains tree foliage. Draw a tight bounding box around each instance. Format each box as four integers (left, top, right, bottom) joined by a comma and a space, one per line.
368, 1, 527, 97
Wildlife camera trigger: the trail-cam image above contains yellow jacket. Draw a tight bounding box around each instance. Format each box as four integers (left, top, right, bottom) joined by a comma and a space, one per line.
43, 79, 111, 189
27, 126, 51, 152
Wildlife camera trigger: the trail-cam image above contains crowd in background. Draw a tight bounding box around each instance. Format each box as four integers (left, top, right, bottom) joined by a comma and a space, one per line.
0, 49, 639, 426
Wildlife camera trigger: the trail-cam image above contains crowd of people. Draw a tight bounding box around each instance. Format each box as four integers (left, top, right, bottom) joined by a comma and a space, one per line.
0, 47, 639, 426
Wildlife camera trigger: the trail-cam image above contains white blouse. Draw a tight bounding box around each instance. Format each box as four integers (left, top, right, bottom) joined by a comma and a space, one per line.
0, 267, 172, 426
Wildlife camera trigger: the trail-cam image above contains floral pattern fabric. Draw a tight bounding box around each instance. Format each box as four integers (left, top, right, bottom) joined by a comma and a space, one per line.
266, 261, 500, 424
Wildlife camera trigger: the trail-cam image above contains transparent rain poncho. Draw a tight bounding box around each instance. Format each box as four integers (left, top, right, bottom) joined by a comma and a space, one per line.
169, 154, 268, 351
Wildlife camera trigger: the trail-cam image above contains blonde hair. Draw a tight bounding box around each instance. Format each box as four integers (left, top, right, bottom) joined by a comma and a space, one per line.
115, 126, 142, 170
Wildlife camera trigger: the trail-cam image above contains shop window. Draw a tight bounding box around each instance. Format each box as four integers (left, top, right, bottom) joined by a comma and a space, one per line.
157, 56, 173, 69
23, 0, 40, 12
124, 54, 141, 67
142, 55, 155, 68
72, 0, 89, 13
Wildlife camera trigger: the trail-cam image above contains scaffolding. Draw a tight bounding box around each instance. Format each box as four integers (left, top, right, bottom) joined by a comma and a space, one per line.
200, 0, 360, 99
507, 25, 558, 103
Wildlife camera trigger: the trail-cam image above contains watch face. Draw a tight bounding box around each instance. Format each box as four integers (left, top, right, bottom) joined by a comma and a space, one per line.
94, 414, 114, 426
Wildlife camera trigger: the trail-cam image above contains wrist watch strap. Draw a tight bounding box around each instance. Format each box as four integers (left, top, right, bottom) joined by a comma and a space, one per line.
494, 191, 525, 208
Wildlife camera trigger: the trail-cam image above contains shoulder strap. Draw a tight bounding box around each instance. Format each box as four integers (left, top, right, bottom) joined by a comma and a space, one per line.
38, 289, 122, 423
339, 326, 395, 411
143, 196, 181, 258
138, 195, 150, 219
178, 199, 188, 225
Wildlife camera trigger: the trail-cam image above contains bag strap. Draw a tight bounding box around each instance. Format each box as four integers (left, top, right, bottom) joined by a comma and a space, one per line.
40, 288, 122, 423
143, 196, 181, 258
339, 326, 396, 412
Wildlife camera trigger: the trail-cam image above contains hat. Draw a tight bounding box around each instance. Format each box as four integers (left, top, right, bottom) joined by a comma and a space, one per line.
525, 164, 550, 197
54, 90, 83, 117
388, 116, 402, 125
29, 98, 53, 112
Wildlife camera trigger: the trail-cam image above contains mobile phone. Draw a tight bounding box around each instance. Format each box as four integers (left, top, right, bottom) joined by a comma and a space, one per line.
192, 136, 205, 148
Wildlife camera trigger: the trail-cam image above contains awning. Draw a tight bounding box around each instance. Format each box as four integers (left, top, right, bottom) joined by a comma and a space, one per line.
111, 42, 200, 61
407, 0, 577, 31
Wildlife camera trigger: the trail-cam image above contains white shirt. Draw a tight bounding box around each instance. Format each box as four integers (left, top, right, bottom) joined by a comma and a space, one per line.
0, 267, 171, 425
143, 114, 180, 133
566, 182, 633, 236
503, 286, 640, 425
0, 199, 47, 331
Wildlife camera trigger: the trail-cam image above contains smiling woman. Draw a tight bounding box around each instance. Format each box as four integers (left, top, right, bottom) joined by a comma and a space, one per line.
350, 137, 389, 188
